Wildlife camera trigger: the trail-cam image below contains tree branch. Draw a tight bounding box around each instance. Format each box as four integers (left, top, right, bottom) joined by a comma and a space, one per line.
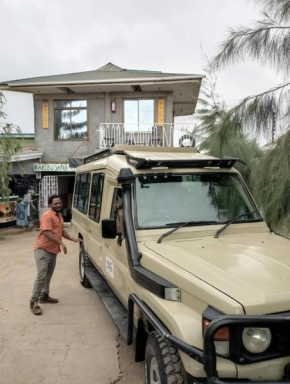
211, 18, 290, 76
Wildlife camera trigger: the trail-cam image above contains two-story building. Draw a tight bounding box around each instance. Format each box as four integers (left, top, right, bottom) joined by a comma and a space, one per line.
0, 63, 204, 217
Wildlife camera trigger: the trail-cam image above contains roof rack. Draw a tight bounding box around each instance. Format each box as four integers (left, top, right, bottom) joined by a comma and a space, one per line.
126, 155, 239, 170
82, 145, 240, 169
83, 145, 130, 164
84, 148, 113, 164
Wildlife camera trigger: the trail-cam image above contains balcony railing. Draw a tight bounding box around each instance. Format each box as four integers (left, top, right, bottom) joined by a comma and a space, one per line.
99, 123, 196, 149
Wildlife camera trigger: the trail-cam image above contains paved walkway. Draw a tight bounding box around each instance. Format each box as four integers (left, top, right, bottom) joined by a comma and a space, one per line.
0, 228, 143, 384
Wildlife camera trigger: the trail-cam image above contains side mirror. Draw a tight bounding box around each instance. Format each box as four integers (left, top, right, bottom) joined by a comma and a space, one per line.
102, 219, 117, 239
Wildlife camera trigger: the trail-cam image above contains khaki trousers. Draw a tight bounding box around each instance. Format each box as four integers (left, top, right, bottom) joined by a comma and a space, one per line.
30, 249, 57, 303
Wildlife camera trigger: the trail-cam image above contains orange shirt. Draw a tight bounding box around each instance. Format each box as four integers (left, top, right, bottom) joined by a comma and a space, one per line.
34, 209, 64, 254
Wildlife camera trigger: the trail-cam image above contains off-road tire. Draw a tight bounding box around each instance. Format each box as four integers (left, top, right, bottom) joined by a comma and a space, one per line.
79, 246, 92, 288
145, 331, 186, 384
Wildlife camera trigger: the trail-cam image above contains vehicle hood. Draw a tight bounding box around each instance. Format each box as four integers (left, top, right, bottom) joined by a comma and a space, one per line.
144, 232, 290, 314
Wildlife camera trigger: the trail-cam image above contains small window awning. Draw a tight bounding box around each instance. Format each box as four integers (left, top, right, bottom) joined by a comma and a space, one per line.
11, 150, 43, 162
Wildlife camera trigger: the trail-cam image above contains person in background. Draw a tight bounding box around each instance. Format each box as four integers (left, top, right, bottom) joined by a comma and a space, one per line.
16, 187, 36, 227
30, 194, 82, 315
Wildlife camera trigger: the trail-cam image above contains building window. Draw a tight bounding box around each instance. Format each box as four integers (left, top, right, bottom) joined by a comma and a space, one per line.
89, 173, 104, 222
55, 100, 88, 140
74, 173, 91, 214
124, 99, 154, 132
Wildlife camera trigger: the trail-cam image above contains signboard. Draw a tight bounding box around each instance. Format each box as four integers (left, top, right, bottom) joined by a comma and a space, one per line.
158, 99, 165, 125
0, 196, 18, 225
42, 102, 49, 129
33, 163, 76, 172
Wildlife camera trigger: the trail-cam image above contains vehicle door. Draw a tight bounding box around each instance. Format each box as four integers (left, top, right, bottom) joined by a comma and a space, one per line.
73, 173, 92, 245
100, 187, 130, 307
87, 172, 105, 273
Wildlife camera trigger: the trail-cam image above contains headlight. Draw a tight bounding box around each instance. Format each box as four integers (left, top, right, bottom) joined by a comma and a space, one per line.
242, 328, 272, 354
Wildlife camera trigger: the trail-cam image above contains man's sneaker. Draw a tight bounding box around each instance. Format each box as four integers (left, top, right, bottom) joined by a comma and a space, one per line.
30, 302, 42, 315
39, 295, 59, 304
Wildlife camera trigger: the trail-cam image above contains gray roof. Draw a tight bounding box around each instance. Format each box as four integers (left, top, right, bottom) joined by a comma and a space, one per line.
0, 63, 204, 117
0, 63, 203, 86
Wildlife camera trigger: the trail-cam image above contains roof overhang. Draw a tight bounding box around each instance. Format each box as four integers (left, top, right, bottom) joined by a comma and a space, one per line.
0, 75, 204, 116
1, 75, 202, 88
11, 151, 43, 162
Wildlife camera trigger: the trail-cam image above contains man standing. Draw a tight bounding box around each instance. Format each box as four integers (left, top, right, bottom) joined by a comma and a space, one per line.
30, 195, 81, 315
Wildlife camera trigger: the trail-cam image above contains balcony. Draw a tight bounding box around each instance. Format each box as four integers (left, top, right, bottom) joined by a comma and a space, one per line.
99, 123, 196, 149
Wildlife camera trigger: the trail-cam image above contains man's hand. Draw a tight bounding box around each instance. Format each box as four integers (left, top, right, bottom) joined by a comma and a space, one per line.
62, 229, 83, 244
71, 237, 83, 243
60, 243, 67, 254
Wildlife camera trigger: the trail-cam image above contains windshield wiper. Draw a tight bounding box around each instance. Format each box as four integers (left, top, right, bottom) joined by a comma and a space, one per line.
157, 221, 218, 244
214, 211, 254, 239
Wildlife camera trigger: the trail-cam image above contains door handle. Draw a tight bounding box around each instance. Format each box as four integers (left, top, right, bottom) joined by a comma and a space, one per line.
104, 243, 109, 249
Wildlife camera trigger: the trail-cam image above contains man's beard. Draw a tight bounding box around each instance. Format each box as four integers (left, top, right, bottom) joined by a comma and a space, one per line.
52, 207, 62, 212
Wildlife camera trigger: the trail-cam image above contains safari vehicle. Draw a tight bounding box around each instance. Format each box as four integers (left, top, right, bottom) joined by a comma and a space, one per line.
71, 145, 290, 384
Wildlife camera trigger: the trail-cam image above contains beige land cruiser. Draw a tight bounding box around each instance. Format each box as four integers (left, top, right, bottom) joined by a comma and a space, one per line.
71, 145, 290, 384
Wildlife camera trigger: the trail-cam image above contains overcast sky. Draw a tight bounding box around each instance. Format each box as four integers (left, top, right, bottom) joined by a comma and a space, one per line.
0, 0, 280, 133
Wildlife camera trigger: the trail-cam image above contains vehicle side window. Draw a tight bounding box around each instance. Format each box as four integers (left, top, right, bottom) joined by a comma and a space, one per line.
110, 188, 121, 218
89, 173, 104, 222
74, 173, 91, 214
110, 188, 124, 236
74, 175, 81, 207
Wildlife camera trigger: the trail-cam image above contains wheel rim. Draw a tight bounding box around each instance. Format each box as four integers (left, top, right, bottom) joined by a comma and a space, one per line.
149, 357, 161, 384
80, 250, 85, 280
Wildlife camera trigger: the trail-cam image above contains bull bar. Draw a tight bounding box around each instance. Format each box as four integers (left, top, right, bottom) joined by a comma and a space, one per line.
128, 294, 290, 383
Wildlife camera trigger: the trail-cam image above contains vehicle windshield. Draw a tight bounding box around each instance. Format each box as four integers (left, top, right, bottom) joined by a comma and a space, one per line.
135, 173, 262, 228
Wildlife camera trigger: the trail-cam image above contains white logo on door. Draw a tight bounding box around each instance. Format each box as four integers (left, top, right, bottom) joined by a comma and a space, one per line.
106, 256, 114, 279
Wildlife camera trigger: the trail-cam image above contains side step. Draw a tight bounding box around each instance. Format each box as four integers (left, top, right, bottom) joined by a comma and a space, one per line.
85, 267, 134, 341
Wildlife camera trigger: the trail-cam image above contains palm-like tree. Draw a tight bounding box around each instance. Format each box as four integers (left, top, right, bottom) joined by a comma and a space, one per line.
250, 130, 290, 233
211, 0, 290, 139
209, 0, 290, 233
196, 63, 263, 185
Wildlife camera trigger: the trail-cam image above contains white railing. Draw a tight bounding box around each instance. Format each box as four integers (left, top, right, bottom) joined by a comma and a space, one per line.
99, 123, 196, 149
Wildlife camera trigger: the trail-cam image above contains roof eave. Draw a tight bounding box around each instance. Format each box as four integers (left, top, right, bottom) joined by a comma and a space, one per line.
3, 75, 204, 88
11, 151, 43, 162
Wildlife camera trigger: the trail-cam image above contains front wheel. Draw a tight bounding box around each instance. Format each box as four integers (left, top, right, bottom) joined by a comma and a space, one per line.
79, 245, 92, 288
145, 331, 186, 384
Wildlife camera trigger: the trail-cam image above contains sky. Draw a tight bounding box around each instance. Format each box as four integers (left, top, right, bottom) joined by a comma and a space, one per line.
0, 0, 280, 133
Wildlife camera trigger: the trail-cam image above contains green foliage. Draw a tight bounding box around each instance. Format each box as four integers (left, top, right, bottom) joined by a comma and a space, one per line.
196, 65, 263, 185
250, 131, 290, 234
231, 87, 281, 142
255, 0, 290, 23
210, 1, 290, 138
207, 0, 290, 233
0, 92, 23, 199
211, 16, 290, 78
201, 128, 263, 186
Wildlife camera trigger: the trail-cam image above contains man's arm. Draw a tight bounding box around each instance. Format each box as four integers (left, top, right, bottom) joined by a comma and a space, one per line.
43, 230, 67, 254
62, 229, 82, 243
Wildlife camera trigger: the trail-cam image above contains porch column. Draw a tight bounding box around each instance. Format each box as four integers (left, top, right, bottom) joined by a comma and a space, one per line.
165, 93, 174, 146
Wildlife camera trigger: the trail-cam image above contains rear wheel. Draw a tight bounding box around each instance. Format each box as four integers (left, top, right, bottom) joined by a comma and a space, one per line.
79, 246, 92, 288
145, 331, 186, 384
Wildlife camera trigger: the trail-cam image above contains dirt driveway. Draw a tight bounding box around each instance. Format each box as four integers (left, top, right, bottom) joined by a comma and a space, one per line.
0, 228, 143, 384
